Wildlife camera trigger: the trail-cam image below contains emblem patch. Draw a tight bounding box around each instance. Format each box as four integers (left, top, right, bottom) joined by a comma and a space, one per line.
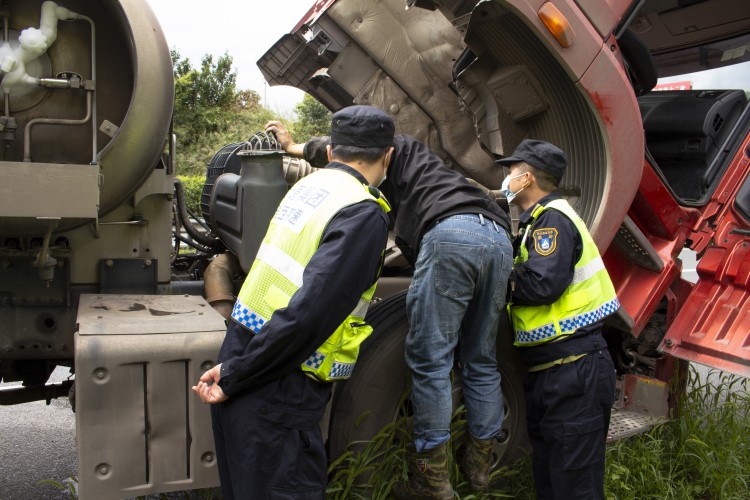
416, 458, 428, 473
533, 228, 558, 256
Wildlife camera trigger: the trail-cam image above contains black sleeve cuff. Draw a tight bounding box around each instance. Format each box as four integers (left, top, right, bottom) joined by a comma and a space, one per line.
217, 360, 235, 396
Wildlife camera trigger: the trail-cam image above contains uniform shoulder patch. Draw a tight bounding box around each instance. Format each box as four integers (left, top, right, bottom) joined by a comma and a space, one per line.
533, 228, 558, 256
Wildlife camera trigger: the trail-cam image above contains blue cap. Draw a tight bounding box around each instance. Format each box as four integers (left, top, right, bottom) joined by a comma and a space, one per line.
496, 139, 568, 181
330, 105, 395, 148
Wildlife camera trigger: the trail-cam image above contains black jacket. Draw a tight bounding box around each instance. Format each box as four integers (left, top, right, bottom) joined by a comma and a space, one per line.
304, 134, 511, 264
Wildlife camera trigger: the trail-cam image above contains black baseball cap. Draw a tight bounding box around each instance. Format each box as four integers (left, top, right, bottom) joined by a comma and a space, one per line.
496, 139, 568, 181
330, 105, 395, 148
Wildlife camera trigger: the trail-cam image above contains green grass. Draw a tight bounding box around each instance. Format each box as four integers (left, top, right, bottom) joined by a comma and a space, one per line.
604, 368, 749, 500
325, 403, 530, 499
326, 366, 750, 499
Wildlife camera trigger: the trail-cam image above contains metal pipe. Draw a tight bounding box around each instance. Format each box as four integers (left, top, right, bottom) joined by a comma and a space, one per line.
36, 223, 54, 269
0, 380, 73, 405
23, 90, 92, 161
204, 253, 241, 320
174, 177, 223, 249
631, 350, 657, 369
39, 77, 77, 89
2, 8, 8, 118
79, 15, 97, 163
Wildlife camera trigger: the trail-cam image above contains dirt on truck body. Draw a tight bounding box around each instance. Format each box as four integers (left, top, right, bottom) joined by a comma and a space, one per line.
1, 0, 749, 498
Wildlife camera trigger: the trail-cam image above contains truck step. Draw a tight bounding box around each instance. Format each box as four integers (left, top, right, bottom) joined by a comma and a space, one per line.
607, 408, 664, 442
607, 373, 671, 442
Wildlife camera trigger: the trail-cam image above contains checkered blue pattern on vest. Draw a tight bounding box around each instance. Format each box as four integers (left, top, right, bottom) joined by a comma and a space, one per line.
231, 302, 266, 334
305, 351, 326, 369
329, 362, 355, 379
516, 297, 621, 344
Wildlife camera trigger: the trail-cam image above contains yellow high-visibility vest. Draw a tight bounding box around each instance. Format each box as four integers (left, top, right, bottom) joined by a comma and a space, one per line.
231, 168, 390, 381
510, 199, 619, 346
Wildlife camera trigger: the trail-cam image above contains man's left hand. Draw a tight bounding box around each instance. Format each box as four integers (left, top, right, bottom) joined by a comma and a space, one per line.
192, 363, 229, 404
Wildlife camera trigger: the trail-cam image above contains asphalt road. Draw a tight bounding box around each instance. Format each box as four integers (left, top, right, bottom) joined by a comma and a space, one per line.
0, 367, 77, 500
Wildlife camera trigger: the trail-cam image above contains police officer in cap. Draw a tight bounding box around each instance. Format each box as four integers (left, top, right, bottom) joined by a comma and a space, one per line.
498, 139, 619, 499
193, 105, 393, 499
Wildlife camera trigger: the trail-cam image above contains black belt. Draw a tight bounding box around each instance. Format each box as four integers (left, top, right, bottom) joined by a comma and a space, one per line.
520, 331, 607, 367
428, 213, 510, 236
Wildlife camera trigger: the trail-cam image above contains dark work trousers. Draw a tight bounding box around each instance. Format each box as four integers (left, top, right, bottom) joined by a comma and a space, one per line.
210, 325, 331, 499
523, 349, 616, 500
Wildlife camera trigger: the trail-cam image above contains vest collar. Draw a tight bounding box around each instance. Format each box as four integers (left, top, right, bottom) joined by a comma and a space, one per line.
519, 192, 562, 225
326, 161, 369, 186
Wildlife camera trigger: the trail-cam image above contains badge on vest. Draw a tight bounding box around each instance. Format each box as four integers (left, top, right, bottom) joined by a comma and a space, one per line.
533, 228, 558, 256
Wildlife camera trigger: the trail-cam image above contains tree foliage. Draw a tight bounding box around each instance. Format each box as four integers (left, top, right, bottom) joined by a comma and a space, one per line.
170, 49, 269, 175
172, 49, 237, 109
169, 49, 292, 177
233, 89, 262, 112
293, 93, 332, 141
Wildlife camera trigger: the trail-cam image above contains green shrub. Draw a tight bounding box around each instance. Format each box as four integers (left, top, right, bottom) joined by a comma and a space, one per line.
174, 107, 288, 177
176, 175, 205, 216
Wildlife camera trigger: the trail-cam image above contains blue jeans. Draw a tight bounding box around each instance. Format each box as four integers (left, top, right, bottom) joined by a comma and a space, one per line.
406, 214, 513, 451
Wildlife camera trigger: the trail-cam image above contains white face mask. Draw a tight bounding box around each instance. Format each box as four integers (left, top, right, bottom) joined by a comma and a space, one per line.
501, 173, 527, 203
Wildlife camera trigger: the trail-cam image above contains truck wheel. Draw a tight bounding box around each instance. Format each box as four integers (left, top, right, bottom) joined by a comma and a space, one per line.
327, 291, 530, 467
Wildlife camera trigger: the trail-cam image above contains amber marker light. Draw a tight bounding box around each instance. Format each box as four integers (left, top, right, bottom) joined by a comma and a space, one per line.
538, 2, 576, 48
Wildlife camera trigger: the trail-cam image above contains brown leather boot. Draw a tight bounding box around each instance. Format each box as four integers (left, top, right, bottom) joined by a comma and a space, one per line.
459, 434, 494, 492
391, 443, 453, 500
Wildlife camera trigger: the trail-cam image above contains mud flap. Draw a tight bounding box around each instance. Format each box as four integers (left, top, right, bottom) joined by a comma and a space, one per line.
75, 294, 225, 499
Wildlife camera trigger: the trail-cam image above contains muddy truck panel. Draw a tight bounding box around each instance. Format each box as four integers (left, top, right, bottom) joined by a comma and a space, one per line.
75, 294, 225, 499
259, 0, 644, 251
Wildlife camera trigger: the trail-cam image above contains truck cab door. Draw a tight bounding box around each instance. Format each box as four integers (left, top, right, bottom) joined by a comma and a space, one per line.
659, 121, 750, 378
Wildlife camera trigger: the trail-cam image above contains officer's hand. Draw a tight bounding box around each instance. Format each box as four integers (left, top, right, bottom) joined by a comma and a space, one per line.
192, 364, 228, 404
265, 120, 295, 151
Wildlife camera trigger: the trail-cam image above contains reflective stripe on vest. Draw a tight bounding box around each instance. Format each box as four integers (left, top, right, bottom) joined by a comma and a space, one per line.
231, 168, 390, 381
510, 198, 619, 346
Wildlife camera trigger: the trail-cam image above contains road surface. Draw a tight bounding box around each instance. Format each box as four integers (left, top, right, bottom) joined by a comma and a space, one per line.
0, 367, 76, 500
